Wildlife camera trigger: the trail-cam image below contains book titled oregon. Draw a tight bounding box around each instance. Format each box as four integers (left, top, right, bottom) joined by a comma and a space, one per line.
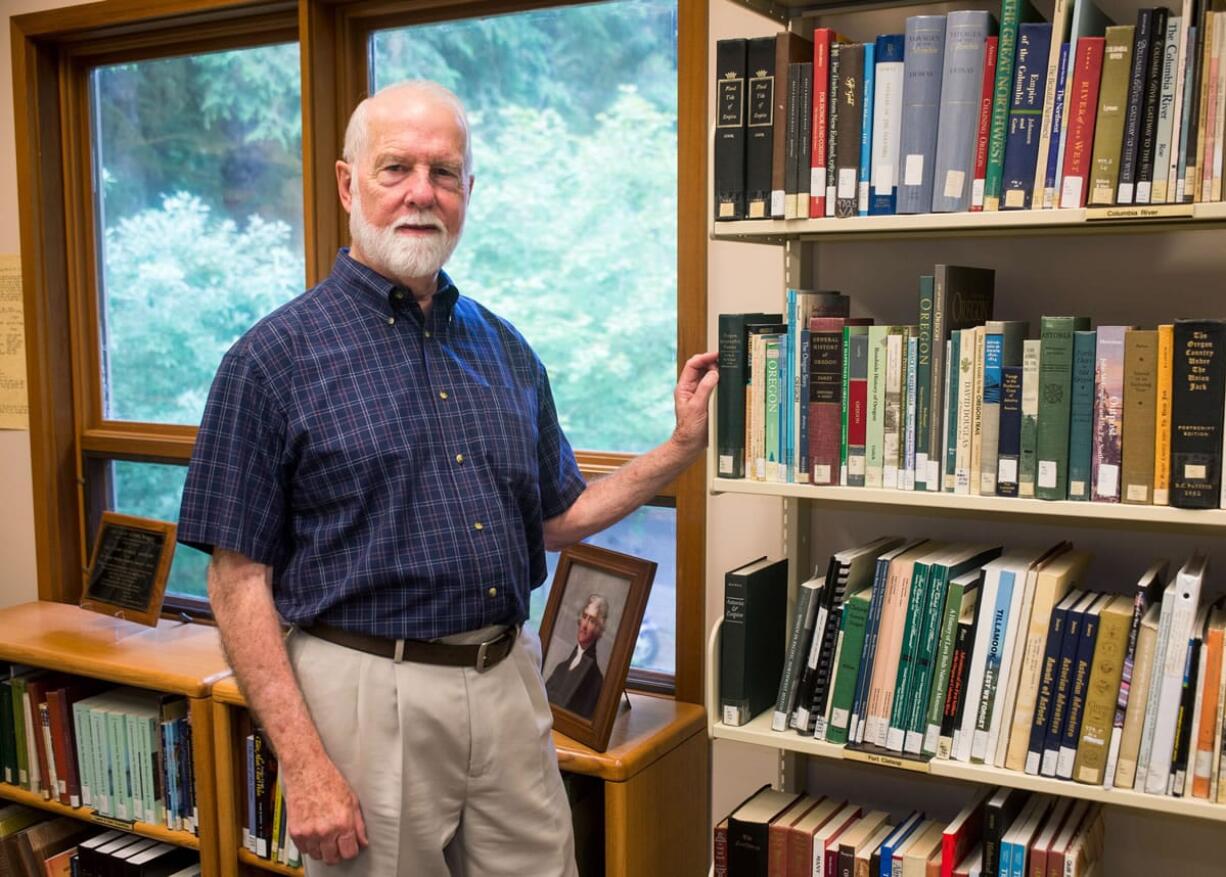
1169, 320, 1226, 508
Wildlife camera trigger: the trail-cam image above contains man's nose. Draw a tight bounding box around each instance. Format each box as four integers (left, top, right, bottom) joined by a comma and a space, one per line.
401, 166, 437, 207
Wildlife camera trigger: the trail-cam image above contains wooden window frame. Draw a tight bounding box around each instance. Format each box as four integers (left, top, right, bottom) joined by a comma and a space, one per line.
12, 0, 707, 703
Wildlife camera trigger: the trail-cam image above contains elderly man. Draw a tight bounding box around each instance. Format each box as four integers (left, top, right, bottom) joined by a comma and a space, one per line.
545, 594, 609, 718
178, 80, 716, 877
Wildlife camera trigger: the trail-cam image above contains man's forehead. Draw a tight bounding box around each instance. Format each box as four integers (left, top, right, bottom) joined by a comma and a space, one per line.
364, 98, 466, 157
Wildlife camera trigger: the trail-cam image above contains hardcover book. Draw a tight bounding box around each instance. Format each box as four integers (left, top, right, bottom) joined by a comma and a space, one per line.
1060, 37, 1107, 208
807, 30, 833, 218
810, 317, 846, 485
1087, 25, 1137, 204
870, 35, 906, 214
720, 557, 788, 726
1001, 22, 1054, 209
1091, 325, 1130, 501
1018, 339, 1042, 498
1117, 9, 1157, 204
1154, 323, 1174, 504
1036, 316, 1091, 501
745, 36, 777, 219
1121, 328, 1158, 504
1132, 8, 1170, 203
835, 43, 866, 218
972, 37, 1001, 210
897, 15, 948, 213
1170, 320, 1226, 508
1067, 330, 1097, 501
984, 0, 1043, 210
715, 38, 748, 220
718, 313, 778, 479
772, 33, 814, 218
1071, 594, 1134, 785
933, 11, 996, 212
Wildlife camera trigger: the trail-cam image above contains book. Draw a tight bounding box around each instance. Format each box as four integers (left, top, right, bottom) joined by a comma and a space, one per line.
1154, 323, 1175, 504
847, 328, 872, 486
1040, 42, 1072, 208
1113, 600, 1164, 788
772, 574, 824, 731
796, 62, 814, 221
810, 29, 835, 218
972, 37, 1002, 210
915, 276, 936, 490
933, 12, 996, 212
810, 316, 848, 485
769, 795, 820, 874
1001, 22, 1054, 208
939, 787, 989, 877
1067, 330, 1097, 501
981, 787, 1026, 876
826, 47, 841, 217
1040, 591, 1099, 776
1061, 37, 1108, 207
718, 313, 778, 479
997, 363, 1023, 497
859, 42, 877, 216
786, 797, 844, 875
981, 321, 1027, 495
1170, 605, 1208, 795
984, 0, 1044, 210
1091, 325, 1130, 501
1121, 328, 1159, 504
924, 569, 982, 756
1191, 606, 1226, 797
1035, 316, 1091, 500
1088, 25, 1138, 204
826, 586, 873, 744
721, 557, 788, 726
715, 38, 748, 220
897, 16, 948, 214
1170, 320, 1226, 508
836, 810, 890, 877
848, 538, 910, 742
745, 36, 777, 219
728, 787, 802, 876
1150, 16, 1184, 202
870, 34, 907, 215
773, 33, 814, 218
835, 43, 865, 218
1030, 0, 1074, 210
1018, 339, 1042, 498
1071, 593, 1134, 784
1135, 8, 1172, 203
1118, 9, 1159, 204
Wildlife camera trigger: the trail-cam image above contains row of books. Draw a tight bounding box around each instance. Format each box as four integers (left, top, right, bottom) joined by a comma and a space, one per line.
715, 0, 1226, 222
0, 805, 199, 877
715, 783, 1104, 877
240, 722, 301, 868
0, 667, 199, 835
720, 541, 1226, 802
716, 272, 1226, 510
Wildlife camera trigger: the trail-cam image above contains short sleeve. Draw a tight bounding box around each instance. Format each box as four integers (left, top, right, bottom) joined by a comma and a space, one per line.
178, 347, 290, 567
534, 358, 586, 520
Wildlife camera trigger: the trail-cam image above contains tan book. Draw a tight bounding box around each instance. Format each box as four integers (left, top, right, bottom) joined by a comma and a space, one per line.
1214, 16, 1226, 202
1063, 807, 1105, 877
836, 809, 890, 877
901, 821, 945, 877
969, 326, 986, 497
891, 818, 937, 874
1113, 601, 1162, 788
1153, 324, 1174, 505
1192, 607, 1226, 798
769, 794, 820, 874
1072, 594, 1135, 784
1192, 12, 1216, 200
865, 541, 938, 746
1121, 329, 1158, 504
955, 328, 978, 495
1088, 26, 1137, 205
925, 848, 941, 877
787, 797, 846, 876
855, 823, 896, 877
1004, 549, 1090, 771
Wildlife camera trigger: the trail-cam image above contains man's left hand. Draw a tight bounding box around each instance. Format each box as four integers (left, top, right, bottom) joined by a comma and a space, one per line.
672, 351, 719, 452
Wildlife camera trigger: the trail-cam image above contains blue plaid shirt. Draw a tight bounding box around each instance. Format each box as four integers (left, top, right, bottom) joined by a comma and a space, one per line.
178, 250, 586, 639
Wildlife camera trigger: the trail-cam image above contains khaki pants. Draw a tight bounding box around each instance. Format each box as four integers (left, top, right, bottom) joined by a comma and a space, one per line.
287, 624, 578, 876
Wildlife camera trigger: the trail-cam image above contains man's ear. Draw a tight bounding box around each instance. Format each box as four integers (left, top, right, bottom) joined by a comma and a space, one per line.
465, 175, 476, 202
336, 161, 354, 213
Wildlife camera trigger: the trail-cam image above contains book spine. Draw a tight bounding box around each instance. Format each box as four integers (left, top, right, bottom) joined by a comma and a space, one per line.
1061, 37, 1107, 208
850, 558, 892, 742
970, 327, 986, 496
836, 44, 865, 217
1001, 23, 1054, 209
1170, 633, 1204, 795
1192, 622, 1224, 796
1105, 586, 1156, 789
898, 15, 949, 214
997, 365, 1023, 496
940, 614, 979, 758
934, 12, 993, 213
841, 327, 852, 484
1073, 603, 1131, 784
925, 582, 967, 755
905, 335, 919, 490
985, 0, 1030, 210
1042, 601, 1086, 776
773, 583, 819, 731
972, 573, 1014, 762
1153, 17, 1184, 202
956, 329, 978, 495
1088, 26, 1138, 204
848, 333, 870, 486
829, 593, 872, 743
784, 65, 801, 219
826, 47, 841, 217
718, 314, 751, 478
972, 37, 1001, 210
1115, 610, 1160, 788
1118, 9, 1157, 204
859, 42, 877, 216
1155, 324, 1175, 505
915, 276, 935, 489
1172, 15, 1197, 202
1019, 339, 1042, 498
1036, 316, 1087, 500
980, 331, 1003, 494
797, 63, 814, 220
746, 36, 777, 219
721, 571, 752, 726
1170, 320, 1226, 507
866, 326, 889, 488
1135, 9, 1171, 203
765, 339, 782, 482
870, 35, 906, 215
1042, 43, 1072, 207
1122, 329, 1159, 504
1091, 326, 1127, 501
811, 326, 844, 485
946, 331, 963, 492
811, 30, 833, 218
1067, 330, 1097, 500
714, 39, 748, 220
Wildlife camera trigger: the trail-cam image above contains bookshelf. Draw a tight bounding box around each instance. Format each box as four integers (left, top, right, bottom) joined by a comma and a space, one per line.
705, 0, 1226, 865
0, 600, 231, 874
211, 676, 709, 877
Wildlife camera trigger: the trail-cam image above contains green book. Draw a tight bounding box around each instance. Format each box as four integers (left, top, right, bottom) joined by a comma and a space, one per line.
1087, 26, 1138, 206
765, 338, 782, 482
886, 549, 940, 751
10, 674, 29, 789
0, 679, 12, 785
1019, 339, 1043, 497
984, 0, 1043, 209
89, 703, 112, 816
1067, 330, 1097, 500
106, 708, 132, 821
866, 325, 891, 488
923, 570, 982, 755
72, 697, 95, 808
915, 276, 936, 490
1036, 316, 1091, 500
908, 545, 1002, 755
825, 586, 873, 744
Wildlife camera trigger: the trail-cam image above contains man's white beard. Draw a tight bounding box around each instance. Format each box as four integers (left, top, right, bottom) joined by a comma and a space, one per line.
348, 189, 460, 282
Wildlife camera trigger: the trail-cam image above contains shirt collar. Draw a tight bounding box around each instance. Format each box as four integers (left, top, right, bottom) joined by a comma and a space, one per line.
331, 248, 460, 320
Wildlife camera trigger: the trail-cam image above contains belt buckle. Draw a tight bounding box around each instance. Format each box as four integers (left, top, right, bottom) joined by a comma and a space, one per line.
475, 640, 491, 672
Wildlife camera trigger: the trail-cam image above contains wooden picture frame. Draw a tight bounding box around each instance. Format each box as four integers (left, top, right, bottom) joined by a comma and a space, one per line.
79, 512, 177, 627
538, 543, 656, 752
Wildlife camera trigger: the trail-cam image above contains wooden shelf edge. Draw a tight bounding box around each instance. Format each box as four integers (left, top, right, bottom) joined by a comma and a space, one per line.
709, 477, 1226, 530
0, 782, 202, 847
709, 201, 1226, 243
709, 717, 1226, 823
237, 848, 304, 875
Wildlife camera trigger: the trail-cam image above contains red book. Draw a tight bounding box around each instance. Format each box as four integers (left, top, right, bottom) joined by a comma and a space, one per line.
714, 818, 728, 877
45, 688, 75, 806
768, 796, 818, 877
1059, 37, 1106, 208
940, 788, 988, 877
809, 317, 846, 485
811, 28, 835, 217
24, 676, 55, 799
970, 36, 1000, 212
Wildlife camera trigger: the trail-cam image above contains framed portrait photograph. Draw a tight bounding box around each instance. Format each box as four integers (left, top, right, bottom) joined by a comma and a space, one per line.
538, 543, 656, 752
79, 512, 177, 627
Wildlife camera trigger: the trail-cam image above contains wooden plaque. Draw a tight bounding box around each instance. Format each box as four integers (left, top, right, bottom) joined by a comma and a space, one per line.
80, 512, 177, 627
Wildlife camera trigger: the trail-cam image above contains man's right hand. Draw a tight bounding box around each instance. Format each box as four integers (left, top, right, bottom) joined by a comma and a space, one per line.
285, 753, 370, 864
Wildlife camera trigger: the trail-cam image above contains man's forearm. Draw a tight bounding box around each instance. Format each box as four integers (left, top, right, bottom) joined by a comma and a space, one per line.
209, 551, 329, 784
543, 435, 696, 550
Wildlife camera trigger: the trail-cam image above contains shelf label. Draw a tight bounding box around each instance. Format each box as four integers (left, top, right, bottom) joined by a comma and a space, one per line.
1085, 204, 1195, 221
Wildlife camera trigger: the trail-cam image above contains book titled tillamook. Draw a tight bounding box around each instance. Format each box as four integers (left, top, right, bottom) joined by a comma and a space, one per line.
1170, 320, 1226, 508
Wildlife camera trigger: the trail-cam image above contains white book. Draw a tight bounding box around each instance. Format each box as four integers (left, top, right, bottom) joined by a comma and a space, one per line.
1134, 583, 1176, 791
905, 335, 918, 492
871, 52, 905, 203
954, 328, 976, 496
1178, 609, 1210, 796
1032, 0, 1075, 209
1167, 1, 1197, 196
39, 703, 58, 802
979, 552, 1041, 764
884, 332, 903, 490
954, 556, 1011, 762
1143, 554, 1206, 795
1151, 16, 1183, 203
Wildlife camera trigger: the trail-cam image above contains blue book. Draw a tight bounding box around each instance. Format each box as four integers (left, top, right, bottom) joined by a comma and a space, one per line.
944, 332, 961, 491
897, 15, 948, 213
1043, 43, 1072, 205
1041, 590, 1097, 776
799, 323, 811, 480
933, 10, 996, 212
1057, 593, 1108, 778
245, 734, 255, 850
1025, 588, 1083, 774
1000, 22, 1053, 209
878, 811, 925, 877
1067, 330, 1096, 500
998, 841, 1011, 877
870, 35, 906, 214
997, 365, 1024, 496
859, 42, 876, 216
982, 331, 1004, 493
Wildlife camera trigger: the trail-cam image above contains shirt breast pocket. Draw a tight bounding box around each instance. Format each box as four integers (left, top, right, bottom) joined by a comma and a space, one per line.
472, 380, 539, 490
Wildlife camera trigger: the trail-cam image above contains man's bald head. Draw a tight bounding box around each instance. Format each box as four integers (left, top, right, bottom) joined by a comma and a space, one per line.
342, 80, 474, 181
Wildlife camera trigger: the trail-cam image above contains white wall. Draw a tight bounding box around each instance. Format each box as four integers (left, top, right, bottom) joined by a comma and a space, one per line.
706, 0, 1226, 872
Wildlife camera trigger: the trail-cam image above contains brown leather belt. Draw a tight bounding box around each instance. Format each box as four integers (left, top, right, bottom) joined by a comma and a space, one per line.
301, 622, 517, 672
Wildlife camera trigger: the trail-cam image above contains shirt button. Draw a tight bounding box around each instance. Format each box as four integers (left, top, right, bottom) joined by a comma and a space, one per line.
393, 291, 405, 301
473, 521, 484, 531
438, 390, 448, 400
386, 316, 395, 326
455, 453, 464, 464
487, 587, 497, 598
424, 330, 432, 338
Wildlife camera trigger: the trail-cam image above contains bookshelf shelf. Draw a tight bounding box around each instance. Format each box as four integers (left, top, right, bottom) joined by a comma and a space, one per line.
710, 477, 1226, 531
238, 848, 303, 876
705, 622, 1226, 825
710, 201, 1226, 243
0, 782, 202, 848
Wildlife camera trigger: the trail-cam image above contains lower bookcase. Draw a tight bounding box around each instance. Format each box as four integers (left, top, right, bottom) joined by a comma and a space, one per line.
705, 617, 1226, 825
211, 675, 709, 876
0, 600, 231, 874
